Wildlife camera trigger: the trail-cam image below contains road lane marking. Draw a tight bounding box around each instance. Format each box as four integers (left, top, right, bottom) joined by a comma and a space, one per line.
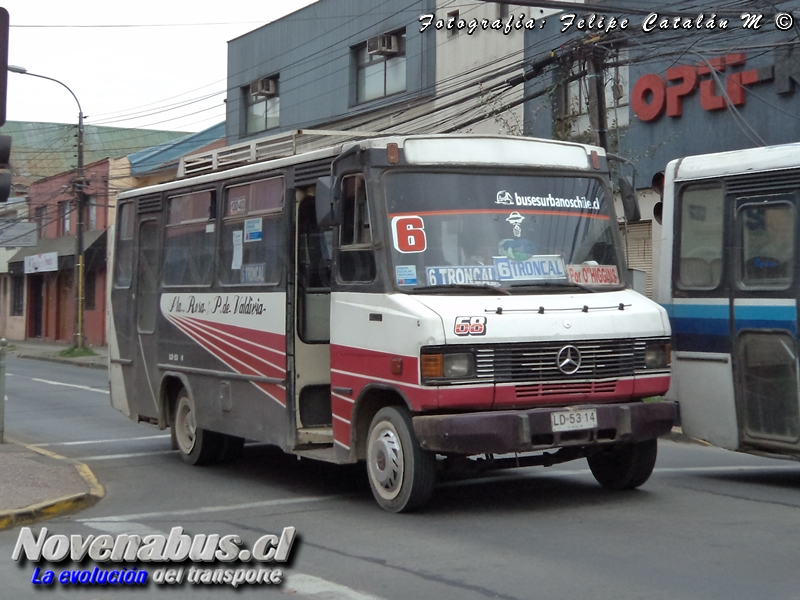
79, 522, 387, 600
76, 450, 176, 461
33, 434, 171, 447
284, 574, 387, 600
31, 377, 109, 394
77, 495, 338, 523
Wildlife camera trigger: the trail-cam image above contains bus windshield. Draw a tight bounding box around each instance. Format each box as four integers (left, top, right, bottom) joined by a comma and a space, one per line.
384, 171, 624, 292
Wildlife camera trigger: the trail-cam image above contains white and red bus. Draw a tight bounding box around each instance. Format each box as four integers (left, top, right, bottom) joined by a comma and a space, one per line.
108, 133, 674, 512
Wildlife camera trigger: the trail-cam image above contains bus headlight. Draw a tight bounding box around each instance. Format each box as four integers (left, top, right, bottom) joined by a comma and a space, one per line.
421, 351, 476, 381
644, 341, 671, 368
443, 353, 476, 378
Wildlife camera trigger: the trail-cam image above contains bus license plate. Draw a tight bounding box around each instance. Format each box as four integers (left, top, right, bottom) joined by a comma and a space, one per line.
551, 409, 597, 432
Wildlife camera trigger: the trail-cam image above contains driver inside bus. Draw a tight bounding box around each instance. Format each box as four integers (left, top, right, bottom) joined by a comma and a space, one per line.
748, 206, 794, 278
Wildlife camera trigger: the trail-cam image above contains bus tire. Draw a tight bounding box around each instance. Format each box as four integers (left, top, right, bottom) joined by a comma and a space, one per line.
172, 389, 221, 466
366, 406, 436, 513
587, 438, 658, 490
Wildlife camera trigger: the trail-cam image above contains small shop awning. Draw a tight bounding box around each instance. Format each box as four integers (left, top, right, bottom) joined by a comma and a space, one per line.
8, 230, 106, 275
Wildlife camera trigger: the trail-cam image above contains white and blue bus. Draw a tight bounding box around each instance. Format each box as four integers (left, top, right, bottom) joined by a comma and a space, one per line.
657, 142, 800, 458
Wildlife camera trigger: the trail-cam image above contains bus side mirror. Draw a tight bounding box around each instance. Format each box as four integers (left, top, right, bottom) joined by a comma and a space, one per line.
315, 176, 337, 227
619, 176, 641, 222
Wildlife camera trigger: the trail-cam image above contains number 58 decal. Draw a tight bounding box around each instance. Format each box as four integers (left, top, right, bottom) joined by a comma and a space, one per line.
454, 316, 487, 336
391, 216, 427, 253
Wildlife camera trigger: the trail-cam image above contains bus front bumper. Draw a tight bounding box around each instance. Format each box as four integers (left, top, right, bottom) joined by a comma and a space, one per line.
412, 401, 677, 455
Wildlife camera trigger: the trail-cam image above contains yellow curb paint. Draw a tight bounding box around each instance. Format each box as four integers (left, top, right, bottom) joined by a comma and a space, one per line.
0, 438, 105, 530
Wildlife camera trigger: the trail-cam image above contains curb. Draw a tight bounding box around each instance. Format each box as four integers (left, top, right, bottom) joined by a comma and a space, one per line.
0, 439, 105, 531
661, 427, 709, 446
16, 354, 108, 371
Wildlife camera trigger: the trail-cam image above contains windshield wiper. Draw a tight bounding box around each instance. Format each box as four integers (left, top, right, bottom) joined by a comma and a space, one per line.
413, 283, 511, 295
509, 281, 598, 293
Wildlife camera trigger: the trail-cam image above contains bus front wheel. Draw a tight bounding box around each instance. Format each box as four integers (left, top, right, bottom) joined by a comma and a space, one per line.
366, 407, 436, 513
172, 389, 221, 466
587, 438, 658, 490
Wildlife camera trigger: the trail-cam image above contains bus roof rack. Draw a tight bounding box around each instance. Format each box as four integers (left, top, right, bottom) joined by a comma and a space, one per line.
178, 129, 381, 177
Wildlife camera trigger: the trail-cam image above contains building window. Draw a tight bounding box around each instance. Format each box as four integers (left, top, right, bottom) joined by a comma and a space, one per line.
11, 276, 23, 316
35, 205, 47, 240
87, 196, 97, 231
447, 10, 460, 36
84, 271, 96, 310
59, 201, 71, 235
243, 77, 280, 135
355, 30, 406, 104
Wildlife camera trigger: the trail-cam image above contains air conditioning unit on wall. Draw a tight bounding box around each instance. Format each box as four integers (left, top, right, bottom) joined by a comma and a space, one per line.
367, 34, 398, 56
250, 78, 277, 97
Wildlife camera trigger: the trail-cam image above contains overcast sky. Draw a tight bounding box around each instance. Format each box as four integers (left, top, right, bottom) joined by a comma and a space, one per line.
3, 0, 319, 133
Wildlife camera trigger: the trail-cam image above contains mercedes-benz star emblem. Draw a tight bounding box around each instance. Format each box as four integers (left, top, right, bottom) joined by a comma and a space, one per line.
556, 345, 581, 375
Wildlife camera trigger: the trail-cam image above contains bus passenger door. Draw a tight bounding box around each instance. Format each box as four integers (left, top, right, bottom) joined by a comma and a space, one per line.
671, 185, 739, 449
131, 217, 163, 421
293, 194, 333, 449
732, 198, 800, 453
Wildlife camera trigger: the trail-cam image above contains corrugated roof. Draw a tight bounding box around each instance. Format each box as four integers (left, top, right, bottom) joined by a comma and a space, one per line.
0, 121, 190, 180
128, 122, 225, 176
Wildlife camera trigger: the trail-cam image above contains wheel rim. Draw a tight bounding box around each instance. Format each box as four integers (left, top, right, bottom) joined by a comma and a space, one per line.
174, 396, 196, 454
367, 421, 404, 501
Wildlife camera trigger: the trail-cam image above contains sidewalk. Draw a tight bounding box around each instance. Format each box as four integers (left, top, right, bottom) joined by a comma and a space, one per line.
9, 338, 108, 370
0, 441, 104, 530
0, 339, 107, 529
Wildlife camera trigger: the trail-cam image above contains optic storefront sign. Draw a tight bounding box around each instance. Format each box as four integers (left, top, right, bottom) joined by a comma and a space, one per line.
631, 49, 800, 121
12, 526, 296, 589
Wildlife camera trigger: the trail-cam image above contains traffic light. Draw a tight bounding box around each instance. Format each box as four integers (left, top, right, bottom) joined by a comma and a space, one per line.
0, 8, 8, 127
0, 134, 11, 202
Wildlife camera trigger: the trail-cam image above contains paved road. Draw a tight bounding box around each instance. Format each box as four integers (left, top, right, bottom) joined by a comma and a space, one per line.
2, 355, 800, 600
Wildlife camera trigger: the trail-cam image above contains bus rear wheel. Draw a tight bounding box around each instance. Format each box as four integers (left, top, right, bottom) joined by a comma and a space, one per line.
587, 438, 658, 490
366, 406, 436, 513
172, 389, 221, 466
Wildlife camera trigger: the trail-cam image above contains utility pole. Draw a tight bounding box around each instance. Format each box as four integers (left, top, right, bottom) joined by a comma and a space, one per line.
587, 47, 609, 151
75, 110, 85, 349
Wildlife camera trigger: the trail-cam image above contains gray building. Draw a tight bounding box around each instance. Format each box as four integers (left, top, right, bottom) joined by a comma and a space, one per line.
226, 0, 436, 143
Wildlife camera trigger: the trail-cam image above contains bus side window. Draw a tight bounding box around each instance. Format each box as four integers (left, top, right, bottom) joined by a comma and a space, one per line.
338, 174, 376, 283
114, 202, 136, 288
677, 185, 723, 289
740, 203, 794, 286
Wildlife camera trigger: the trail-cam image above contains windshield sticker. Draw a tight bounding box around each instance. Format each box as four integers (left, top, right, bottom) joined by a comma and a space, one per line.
231, 231, 243, 270
496, 191, 515, 206
454, 316, 487, 337
427, 265, 498, 286
567, 264, 620, 286
495, 191, 601, 211
495, 255, 566, 280
506, 212, 525, 237
241, 263, 266, 284
392, 215, 427, 253
395, 265, 418, 286
244, 218, 262, 242
426, 255, 567, 285
229, 196, 247, 216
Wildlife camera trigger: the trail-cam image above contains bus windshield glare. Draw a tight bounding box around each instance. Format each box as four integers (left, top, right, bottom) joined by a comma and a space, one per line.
384, 172, 623, 291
